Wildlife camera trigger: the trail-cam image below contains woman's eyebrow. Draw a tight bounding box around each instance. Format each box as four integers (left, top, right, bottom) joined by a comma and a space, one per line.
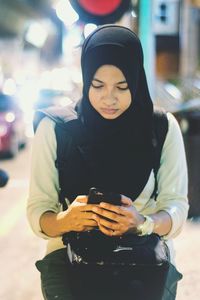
117, 80, 127, 84
93, 78, 104, 83
93, 78, 127, 84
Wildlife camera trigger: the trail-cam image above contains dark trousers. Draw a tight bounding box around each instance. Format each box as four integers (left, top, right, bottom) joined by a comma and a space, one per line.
36, 248, 182, 300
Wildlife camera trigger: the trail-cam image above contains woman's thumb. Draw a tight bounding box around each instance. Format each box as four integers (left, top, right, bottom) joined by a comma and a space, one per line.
75, 195, 88, 203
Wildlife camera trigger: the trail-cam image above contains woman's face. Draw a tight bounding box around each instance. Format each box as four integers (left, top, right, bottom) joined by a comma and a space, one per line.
88, 65, 132, 119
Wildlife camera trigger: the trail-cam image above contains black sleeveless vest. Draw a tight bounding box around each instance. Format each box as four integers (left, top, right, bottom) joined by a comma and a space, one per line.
34, 106, 168, 207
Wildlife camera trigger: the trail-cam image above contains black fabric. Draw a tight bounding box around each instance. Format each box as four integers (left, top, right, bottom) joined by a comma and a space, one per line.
55, 109, 168, 204
151, 109, 169, 199
34, 107, 168, 204
78, 24, 154, 200
33, 105, 77, 133
33, 107, 168, 204
36, 248, 181, 300
64, 231, 169, 267
152, 109, 169, 175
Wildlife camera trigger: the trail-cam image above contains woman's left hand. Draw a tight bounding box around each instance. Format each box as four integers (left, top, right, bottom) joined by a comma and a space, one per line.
92, 195, 145, 236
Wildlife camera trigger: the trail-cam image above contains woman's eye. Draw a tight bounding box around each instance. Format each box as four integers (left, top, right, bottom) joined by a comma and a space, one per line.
117, 86, 128, 91
91, 83, 103, 89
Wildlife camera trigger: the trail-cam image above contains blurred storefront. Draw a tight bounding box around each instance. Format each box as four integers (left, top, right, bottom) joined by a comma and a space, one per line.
181, 0, 200, 78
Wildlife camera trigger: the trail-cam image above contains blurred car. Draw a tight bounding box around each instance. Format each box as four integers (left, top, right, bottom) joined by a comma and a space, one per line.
0, 93, 26, 158
0, 169, 9, 187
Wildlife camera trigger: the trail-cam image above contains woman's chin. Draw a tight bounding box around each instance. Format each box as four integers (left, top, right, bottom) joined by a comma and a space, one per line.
99, 111, 122, 120
101, 114, 119, 120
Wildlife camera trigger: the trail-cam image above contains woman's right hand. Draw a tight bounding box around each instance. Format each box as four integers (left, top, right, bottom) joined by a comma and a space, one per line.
58, 195, 98, 233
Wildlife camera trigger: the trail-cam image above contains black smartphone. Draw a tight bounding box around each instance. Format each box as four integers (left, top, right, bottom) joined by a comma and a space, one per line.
88, 187, 121, 206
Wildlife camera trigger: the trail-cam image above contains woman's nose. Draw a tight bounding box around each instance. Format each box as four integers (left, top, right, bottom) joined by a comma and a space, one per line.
102, 89, 117, 105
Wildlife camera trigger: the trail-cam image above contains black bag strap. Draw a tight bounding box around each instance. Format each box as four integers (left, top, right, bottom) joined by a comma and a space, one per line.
33, 105, 78, 133
151, 109, 169, 199
33, 106, 79, 209
55, 119, 87, 209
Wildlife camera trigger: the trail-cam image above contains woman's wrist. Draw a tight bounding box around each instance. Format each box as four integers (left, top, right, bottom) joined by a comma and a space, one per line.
56, 210, 72, 235
127, 214, 145, 234
136, 215, 155, 236
134, 211, 172, 236
40, 210, 71, 237
150, 210, 172, 236
137, 214, 146, 227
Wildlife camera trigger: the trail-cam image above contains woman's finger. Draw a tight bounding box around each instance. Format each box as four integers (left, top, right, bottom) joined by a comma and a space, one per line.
92, 206, 121, 221
80, 204, 100, 212
75, 195, 88, 203
98, 217, 121, 231
98, 223, 114, 236
85, 226, 98, 231
120, 195, 133, 206
98, 222, 123, 236
81, 211, 97, 221
98, 202, 123, 214
83, 219, 98, 227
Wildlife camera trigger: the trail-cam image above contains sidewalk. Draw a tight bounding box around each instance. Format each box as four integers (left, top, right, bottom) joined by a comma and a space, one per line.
174, 219, 200, 300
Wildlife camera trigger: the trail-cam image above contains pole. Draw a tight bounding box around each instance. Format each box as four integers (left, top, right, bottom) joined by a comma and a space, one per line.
138, 0, 156, 99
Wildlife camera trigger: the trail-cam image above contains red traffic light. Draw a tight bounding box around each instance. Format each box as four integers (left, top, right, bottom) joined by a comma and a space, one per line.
79, 0, 121, 16
69, 0, 131, 25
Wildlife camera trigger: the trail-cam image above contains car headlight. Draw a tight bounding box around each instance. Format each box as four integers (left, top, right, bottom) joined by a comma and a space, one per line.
5, 112, 15, 123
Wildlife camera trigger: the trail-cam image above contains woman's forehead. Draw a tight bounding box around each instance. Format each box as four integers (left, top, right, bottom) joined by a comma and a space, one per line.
93, 65, 126, 80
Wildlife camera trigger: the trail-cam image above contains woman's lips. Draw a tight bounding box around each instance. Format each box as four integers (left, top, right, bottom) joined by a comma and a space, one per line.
101, 108, 119, 115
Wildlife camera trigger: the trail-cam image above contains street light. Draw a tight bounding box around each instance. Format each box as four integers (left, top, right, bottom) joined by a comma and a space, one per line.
54, 0, 79, 26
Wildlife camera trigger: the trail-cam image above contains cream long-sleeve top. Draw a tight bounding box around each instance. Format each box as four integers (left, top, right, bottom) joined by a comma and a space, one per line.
27, 112, 189, 264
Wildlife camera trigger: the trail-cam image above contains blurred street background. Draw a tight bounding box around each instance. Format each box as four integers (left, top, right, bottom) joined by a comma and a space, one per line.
0, 0, 200, 299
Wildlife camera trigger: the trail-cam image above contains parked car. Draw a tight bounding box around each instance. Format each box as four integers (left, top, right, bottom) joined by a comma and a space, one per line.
0, 93, 26, 158
0, 169, 9, 187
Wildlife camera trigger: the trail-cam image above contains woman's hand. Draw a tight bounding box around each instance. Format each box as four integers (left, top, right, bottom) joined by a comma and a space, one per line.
91, 195, 145, 236
40, 195, 99, 237
59, 195, 98, 233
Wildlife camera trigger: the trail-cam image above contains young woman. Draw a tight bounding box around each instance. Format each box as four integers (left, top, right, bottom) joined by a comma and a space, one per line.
27, 25, 189, 300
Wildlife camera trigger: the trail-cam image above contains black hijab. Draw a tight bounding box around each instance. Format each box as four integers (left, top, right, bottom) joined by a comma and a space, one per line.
79, 25, 154, 200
